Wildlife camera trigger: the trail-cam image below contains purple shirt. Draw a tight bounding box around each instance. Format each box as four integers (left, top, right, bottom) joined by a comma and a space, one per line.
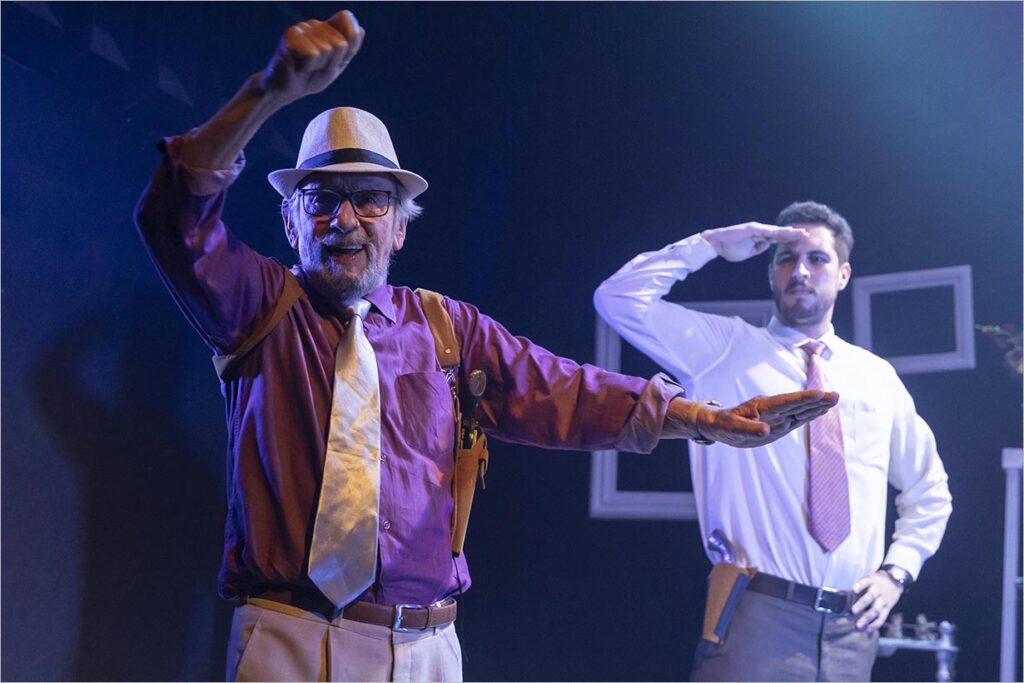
134, 138, 683, 606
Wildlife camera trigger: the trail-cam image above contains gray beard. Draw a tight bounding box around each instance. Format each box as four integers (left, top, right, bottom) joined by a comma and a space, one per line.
301, 243, 391, 304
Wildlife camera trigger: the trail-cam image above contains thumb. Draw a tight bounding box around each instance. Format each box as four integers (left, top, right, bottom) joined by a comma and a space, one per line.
327, 9, 358, 33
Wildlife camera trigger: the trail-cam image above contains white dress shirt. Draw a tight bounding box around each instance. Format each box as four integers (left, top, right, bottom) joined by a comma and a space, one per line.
594, 234, 952, 590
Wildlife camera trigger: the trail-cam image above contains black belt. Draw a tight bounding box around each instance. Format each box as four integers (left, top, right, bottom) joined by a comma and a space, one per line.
244, 588, 457, 630
747, 572, 855, 614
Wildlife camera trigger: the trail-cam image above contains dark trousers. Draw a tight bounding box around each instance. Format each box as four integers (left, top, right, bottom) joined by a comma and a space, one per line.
691, 589, 879, 682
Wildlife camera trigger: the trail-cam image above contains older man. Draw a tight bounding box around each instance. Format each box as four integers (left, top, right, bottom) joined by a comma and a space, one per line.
135, 10, 836, 682
595, 205, 952, 681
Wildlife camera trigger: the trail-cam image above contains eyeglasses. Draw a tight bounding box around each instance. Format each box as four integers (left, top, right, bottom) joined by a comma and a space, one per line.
297, 188, 396, 218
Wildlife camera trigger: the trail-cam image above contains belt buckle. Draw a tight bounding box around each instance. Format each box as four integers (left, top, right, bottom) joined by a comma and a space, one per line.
393, 604, 421, 632
813, 587, 842, 613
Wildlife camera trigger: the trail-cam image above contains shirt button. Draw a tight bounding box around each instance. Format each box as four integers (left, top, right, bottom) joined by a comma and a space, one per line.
380, 454, 388, 462
382, 520, 391, 531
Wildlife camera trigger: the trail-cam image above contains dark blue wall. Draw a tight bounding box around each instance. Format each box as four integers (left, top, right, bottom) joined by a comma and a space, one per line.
2, 2, 1020, 680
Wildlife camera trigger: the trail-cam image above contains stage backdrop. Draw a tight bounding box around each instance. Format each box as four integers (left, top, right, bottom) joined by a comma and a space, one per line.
2, 2, 1020, 681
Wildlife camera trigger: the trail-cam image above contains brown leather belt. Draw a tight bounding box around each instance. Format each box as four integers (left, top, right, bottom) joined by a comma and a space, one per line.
246, 588, 457, 630
344, 599, 457, 631
747, 572, 856, 614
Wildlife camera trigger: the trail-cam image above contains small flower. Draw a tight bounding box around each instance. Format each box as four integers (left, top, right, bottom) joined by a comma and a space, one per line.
977, 323, 1023, 377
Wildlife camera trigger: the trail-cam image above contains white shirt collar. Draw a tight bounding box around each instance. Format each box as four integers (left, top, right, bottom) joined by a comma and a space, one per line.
767, 316, 840, 357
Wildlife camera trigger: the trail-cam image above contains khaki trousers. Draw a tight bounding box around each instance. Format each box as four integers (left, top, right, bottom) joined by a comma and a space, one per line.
227, 598, 463, 682
690, 589, 879, 682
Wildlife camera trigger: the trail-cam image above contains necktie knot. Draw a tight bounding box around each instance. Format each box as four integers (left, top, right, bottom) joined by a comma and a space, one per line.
802, 340, 827, 358
344, 299, 371, 322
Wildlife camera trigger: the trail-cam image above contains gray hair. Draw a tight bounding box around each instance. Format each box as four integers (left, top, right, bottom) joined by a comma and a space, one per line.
394, 187, 424, 223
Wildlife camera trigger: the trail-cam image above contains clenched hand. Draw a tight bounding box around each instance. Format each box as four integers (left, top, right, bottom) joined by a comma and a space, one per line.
258, 10, 365, 105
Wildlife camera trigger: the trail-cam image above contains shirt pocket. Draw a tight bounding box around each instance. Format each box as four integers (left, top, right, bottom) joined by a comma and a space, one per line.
841, 398, 889, 469
394, 371, 457, 461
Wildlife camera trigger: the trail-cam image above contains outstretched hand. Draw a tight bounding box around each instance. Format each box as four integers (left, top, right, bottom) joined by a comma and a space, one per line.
259, 10, 365, 105
700, 222, 808, 262
666, 390, 840, 448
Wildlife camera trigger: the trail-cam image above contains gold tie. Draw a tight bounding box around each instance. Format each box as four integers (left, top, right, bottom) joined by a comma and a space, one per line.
307, 299, 381, 609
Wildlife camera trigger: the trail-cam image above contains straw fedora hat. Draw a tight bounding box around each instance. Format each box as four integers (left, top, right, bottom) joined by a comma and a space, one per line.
268, 107, 428, 199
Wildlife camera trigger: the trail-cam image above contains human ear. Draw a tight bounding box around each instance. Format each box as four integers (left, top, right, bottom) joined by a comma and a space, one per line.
837, 261, 852, 291
282, 201, 299, 251
391, 217, 408, 252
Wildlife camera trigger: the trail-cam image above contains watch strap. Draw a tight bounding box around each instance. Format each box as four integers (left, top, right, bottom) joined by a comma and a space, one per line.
880, 563, 914, 589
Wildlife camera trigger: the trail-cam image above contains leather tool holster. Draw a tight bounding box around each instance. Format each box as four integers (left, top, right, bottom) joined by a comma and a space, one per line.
451, 433, 489, 555
702, 563, 757, 644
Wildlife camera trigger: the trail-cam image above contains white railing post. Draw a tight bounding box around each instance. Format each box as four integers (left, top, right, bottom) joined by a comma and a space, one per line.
1000, 447, 1022, 682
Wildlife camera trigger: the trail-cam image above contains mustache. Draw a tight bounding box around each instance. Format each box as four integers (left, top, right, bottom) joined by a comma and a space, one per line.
320, 235, 371, 249
785, 282, 814, 293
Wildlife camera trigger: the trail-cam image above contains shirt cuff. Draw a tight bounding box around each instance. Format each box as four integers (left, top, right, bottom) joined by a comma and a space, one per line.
881, 545, 924, 581
158, 133, 246, 197
669, 233, 719, 266
614, 372, 687, 454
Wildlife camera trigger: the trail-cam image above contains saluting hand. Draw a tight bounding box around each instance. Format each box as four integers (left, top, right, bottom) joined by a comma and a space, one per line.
259, 10, 365, 105
701, 222, 808, 262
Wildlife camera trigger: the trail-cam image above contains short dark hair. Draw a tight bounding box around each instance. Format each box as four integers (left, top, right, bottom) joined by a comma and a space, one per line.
772, 201, 854, 263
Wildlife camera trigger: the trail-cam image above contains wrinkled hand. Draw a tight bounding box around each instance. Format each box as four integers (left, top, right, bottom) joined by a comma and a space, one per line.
690, 390, 839, 448
259, 10, 365, 105
852, 571, 904, 633
700, 222, 808, 262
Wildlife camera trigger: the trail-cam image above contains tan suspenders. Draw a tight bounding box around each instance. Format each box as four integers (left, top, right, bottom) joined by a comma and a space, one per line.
213, 271, 305, 381
414, 289, 490, 556
212, 275, 490, 557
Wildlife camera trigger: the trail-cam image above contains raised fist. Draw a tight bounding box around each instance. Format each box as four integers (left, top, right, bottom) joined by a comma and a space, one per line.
258, 10, 365, 105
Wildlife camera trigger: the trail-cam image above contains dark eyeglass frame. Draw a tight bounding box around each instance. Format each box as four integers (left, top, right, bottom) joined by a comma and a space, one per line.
296, 188, 396, 218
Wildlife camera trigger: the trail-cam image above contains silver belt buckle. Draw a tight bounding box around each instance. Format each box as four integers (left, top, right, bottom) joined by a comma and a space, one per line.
393, 604, 421, 632
813, 587, 842, 613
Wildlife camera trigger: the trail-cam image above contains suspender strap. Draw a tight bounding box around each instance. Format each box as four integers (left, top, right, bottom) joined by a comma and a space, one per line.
212, 270, 304, 381
414, 288, 460, 367
414, 289, 489, 556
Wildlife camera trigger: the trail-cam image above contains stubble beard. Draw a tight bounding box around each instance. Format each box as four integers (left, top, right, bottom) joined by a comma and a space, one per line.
773, 287, 832, 328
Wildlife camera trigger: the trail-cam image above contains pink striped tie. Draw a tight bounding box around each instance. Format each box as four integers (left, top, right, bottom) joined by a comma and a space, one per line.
802, 341, 851, 552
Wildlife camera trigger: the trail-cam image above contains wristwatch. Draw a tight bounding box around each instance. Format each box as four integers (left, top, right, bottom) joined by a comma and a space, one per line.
880, 564, 914, 591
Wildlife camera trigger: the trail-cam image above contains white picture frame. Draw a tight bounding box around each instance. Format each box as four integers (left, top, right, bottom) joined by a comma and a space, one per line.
852, 265, 975, 374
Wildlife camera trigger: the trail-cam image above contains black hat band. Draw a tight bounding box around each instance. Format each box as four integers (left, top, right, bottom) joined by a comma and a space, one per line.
299, 148, 399, 170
